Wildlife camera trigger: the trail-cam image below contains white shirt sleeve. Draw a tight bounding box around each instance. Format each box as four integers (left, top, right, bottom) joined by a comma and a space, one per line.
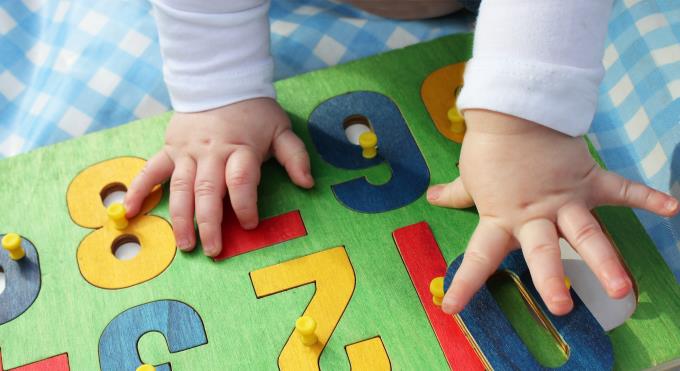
457, 0, 614, 136
151, 0, 274, 112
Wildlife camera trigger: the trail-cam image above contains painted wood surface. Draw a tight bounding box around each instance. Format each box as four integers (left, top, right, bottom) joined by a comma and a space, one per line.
444, 250, 614, 370
0, 235, 40, 326
0, 35, 678, 369
392, 222, 485, 370
215, 202, 306, 261
98, 300, 207, 371
308, 91, 430, 213
0, 351, 69, 371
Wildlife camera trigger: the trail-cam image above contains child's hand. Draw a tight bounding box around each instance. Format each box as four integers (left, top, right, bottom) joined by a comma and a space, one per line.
428, 109, 679, 315
124, 98, 314, 257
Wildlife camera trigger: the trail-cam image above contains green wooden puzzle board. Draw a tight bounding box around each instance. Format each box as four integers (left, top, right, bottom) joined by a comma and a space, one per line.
1, 34, 680, 370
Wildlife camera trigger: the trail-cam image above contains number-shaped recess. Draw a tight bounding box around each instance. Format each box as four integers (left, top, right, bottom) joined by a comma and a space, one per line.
66, 157, 175, 289
444, 250, 614, 370
392, 222, 485, 370
98, 300, 208, 371
0, 351, 69, 371
250, 247, 391, 370
420, 63, 466, 143
0, 234, 40, 326
308, 91, 430, 213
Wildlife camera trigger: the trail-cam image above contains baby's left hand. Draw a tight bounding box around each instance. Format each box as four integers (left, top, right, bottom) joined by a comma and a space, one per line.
427, 109, 679, 315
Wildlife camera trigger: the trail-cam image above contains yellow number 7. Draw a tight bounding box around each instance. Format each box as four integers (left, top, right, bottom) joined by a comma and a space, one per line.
250, 246, 391, 370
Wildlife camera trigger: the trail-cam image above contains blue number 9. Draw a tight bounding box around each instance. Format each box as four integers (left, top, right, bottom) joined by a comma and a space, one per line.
308, 91, 430, 213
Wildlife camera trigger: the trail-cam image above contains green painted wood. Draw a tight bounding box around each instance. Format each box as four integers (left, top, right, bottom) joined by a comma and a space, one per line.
0, 34, 678, 370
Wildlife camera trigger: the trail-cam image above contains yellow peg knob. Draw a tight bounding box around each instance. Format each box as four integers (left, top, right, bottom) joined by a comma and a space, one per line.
295, 315, 318, 346
564, 276, 571, 290
359, 131, 378, 159
2, 233, 25, 260
137, 365, 156, 371
447, 107, 465, 134
107, 203, 128, 230
430, 277, 445, 306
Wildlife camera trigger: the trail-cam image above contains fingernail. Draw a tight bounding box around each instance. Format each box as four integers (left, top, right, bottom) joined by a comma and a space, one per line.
608, 277, 628, 292
441, 297, 461, 314
204, 245, 217, 257
177, 239, 190, 250
427, 186, 443, 201
242, 222, 257, 230
551, 293, 571, 306
666, 199, 678, 211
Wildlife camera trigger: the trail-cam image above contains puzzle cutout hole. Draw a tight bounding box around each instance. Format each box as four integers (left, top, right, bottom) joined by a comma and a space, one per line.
112, 234, 141, 261
0, 265, 4, 295
343, 115, 372, 145
100, 182, 127, 207
488, 271, 568, 368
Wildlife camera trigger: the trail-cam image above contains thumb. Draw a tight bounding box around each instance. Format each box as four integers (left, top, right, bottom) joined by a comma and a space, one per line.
427, 178, 474, 209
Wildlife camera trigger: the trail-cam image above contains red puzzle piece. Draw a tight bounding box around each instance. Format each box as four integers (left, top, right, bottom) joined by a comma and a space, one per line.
215, 202, 307, 261
0, 350, 69, 371
393, 222, 485, 370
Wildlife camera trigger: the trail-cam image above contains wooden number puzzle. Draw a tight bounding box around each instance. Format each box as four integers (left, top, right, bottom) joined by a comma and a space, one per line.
1, 35, 680, 370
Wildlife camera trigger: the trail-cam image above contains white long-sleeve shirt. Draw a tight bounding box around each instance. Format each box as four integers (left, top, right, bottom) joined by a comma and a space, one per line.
151, 0, 613, 137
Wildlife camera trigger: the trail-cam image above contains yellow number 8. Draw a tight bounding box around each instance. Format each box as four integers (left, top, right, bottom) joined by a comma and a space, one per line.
66, 157, 176, 289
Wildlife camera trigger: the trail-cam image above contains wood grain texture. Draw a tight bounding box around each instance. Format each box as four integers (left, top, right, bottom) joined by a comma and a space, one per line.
308, 91, 430, 213
421, 63, 466, 143
392, 222, 485, 370
1, 352, 70, 371
0, 235, 40, 326
345, 337, 391, 370
215, 202, 306, 261
98, 300, 207, 371
0, 35, 678, 370
444, 250, 614, 370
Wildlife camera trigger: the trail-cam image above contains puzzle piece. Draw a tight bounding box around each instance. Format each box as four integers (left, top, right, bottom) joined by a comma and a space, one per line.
392, 222, 484, 370
215, 201, 306, 261
0, 234, 40, 326
308, 92, 430, 213
444, 250, 613, 369
0, 351, 69, 371
98, 300, 208, 371
250, 247, 390, 370
421, 63, 466, 143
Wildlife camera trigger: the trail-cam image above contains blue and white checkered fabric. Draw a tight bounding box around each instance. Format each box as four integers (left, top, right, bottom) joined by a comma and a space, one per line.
0, 0, 473, 157
1, 1, 679, 278
589, 0, 680, 281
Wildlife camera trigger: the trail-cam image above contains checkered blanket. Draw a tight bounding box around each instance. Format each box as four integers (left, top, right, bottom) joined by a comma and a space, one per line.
0, 0, 679, 280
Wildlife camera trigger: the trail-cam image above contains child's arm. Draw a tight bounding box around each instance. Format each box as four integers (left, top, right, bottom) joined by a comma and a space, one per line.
124, 0, 314, 257
429, 0, 679, 315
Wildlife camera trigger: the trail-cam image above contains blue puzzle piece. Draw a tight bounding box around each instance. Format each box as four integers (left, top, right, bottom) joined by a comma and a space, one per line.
0, 234, 41, 326
99, 300, 208, 371
444, 250, 613, 370
308, 91, 430, 213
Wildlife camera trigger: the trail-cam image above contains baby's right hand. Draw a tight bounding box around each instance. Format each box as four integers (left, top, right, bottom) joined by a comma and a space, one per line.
124, 98, 314, 257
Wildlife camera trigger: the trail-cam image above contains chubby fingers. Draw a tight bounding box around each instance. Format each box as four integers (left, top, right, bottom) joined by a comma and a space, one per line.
226, 148, 262, 230
194, 156, 226, 257
169, 157, 197, 252
558, 204, 632, 299
125, 151, 173, 218
518, 219, 572, 315
272, 129, 314, 189
442, 219, 511, 314
427, 178, 474, 209
593, 168, 679, 216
